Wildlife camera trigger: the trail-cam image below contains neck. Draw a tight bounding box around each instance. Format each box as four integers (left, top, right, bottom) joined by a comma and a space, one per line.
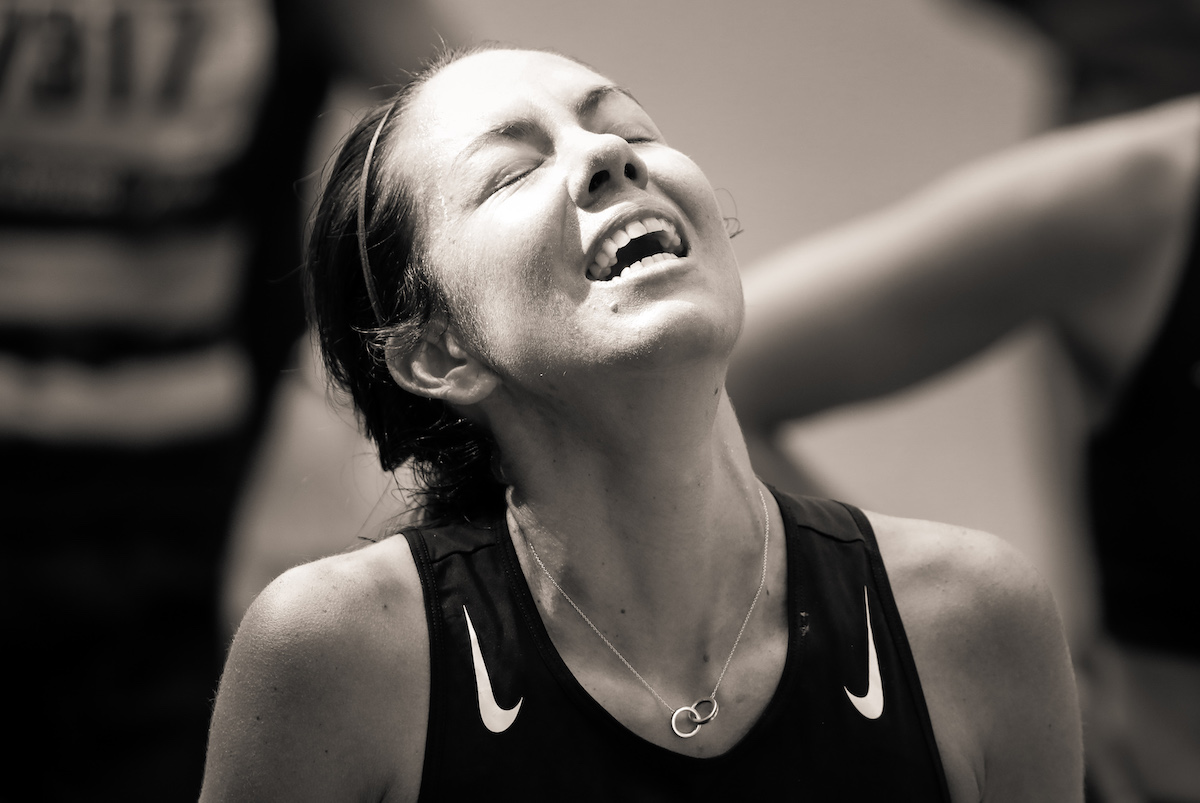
487, 361, 768, 648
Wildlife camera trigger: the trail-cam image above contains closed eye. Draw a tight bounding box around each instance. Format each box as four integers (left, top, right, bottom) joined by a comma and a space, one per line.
497, 167, 532, 189
491, 158, 543, 194
611, 128, 657, 145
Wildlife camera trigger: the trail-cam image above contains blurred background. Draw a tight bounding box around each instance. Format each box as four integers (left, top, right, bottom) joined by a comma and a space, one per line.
4, 0, 1196, 799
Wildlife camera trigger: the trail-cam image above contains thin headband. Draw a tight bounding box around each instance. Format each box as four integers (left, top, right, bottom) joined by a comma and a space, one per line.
357, 103, 397, 327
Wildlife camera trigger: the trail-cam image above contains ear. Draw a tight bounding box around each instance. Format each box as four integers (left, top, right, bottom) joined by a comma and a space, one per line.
386, 327, 500, 405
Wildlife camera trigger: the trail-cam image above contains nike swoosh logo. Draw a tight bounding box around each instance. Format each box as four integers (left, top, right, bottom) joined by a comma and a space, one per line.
844, 586, 884, 719
464, 605, 523, 733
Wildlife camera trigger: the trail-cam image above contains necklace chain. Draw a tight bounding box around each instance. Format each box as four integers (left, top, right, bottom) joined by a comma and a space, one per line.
516, 488, 771, 738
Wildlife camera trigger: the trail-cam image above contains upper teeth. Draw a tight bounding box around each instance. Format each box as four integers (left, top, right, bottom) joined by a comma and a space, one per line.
588, 216, 683, 280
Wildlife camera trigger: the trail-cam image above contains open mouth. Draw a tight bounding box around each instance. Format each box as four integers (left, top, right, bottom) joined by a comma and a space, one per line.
587, 216, 687, 281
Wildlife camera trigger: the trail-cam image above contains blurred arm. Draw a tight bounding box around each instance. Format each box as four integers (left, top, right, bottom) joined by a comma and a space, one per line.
729, 95, 1200, 430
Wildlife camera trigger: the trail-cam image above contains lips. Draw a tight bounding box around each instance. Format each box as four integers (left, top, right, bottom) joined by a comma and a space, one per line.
587, 215, 688, 281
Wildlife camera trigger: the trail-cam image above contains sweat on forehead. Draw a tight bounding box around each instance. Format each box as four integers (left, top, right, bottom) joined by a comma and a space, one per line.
401, 48, 635, 147
425, 47, 613, 97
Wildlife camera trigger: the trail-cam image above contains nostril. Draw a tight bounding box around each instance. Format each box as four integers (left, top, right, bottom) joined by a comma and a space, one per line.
588, 169, 609, 194
624, 163, 637, 181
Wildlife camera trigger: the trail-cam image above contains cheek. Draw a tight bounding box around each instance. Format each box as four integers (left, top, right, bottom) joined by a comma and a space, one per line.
428, 212, 572, 358
651, 151, 725, 221
469, 194, 575, 302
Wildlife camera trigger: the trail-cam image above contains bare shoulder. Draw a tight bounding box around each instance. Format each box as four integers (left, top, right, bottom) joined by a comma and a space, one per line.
201, 536, 429, 803
864, 511, 1062, 707
864, 510, 1055, 630
864, 510, 1083, 803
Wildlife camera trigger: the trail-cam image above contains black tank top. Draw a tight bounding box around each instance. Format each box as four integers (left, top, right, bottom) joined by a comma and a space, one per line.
1087, 178, 1200, 657
402, 491, 951, 800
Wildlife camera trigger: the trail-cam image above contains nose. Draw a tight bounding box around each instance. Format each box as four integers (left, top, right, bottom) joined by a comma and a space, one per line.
569, 134, 649, 208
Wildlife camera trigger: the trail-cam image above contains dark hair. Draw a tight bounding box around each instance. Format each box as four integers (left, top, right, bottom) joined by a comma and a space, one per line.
304, 43, 508, 527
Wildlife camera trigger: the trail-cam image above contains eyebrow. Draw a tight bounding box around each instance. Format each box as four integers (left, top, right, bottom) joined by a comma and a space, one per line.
575, 83, 641, 117
453, 83, 644, 168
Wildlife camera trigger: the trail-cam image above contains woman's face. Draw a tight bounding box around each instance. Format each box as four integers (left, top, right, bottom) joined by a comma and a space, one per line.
391, 49, 744, 392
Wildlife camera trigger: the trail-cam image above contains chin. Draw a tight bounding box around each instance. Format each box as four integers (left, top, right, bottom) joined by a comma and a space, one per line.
616, 301, 743, 371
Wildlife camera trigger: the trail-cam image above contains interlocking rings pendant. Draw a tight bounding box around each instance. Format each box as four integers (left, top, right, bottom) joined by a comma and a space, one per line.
670, 696, 720, 738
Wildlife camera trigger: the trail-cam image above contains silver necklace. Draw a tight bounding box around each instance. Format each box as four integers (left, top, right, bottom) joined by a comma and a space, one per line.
514, 488, 771, 739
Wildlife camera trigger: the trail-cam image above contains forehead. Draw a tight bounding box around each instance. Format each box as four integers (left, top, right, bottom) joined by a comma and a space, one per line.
405, 49, 622, 152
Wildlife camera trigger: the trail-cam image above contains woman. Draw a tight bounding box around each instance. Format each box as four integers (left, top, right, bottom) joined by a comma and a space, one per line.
200, 44, 1081, 801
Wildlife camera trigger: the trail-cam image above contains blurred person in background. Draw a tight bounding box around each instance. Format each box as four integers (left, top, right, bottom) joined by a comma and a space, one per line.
729, 91, 1200, 803
970, 0, 1200, 124
0, 0, 451, 799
